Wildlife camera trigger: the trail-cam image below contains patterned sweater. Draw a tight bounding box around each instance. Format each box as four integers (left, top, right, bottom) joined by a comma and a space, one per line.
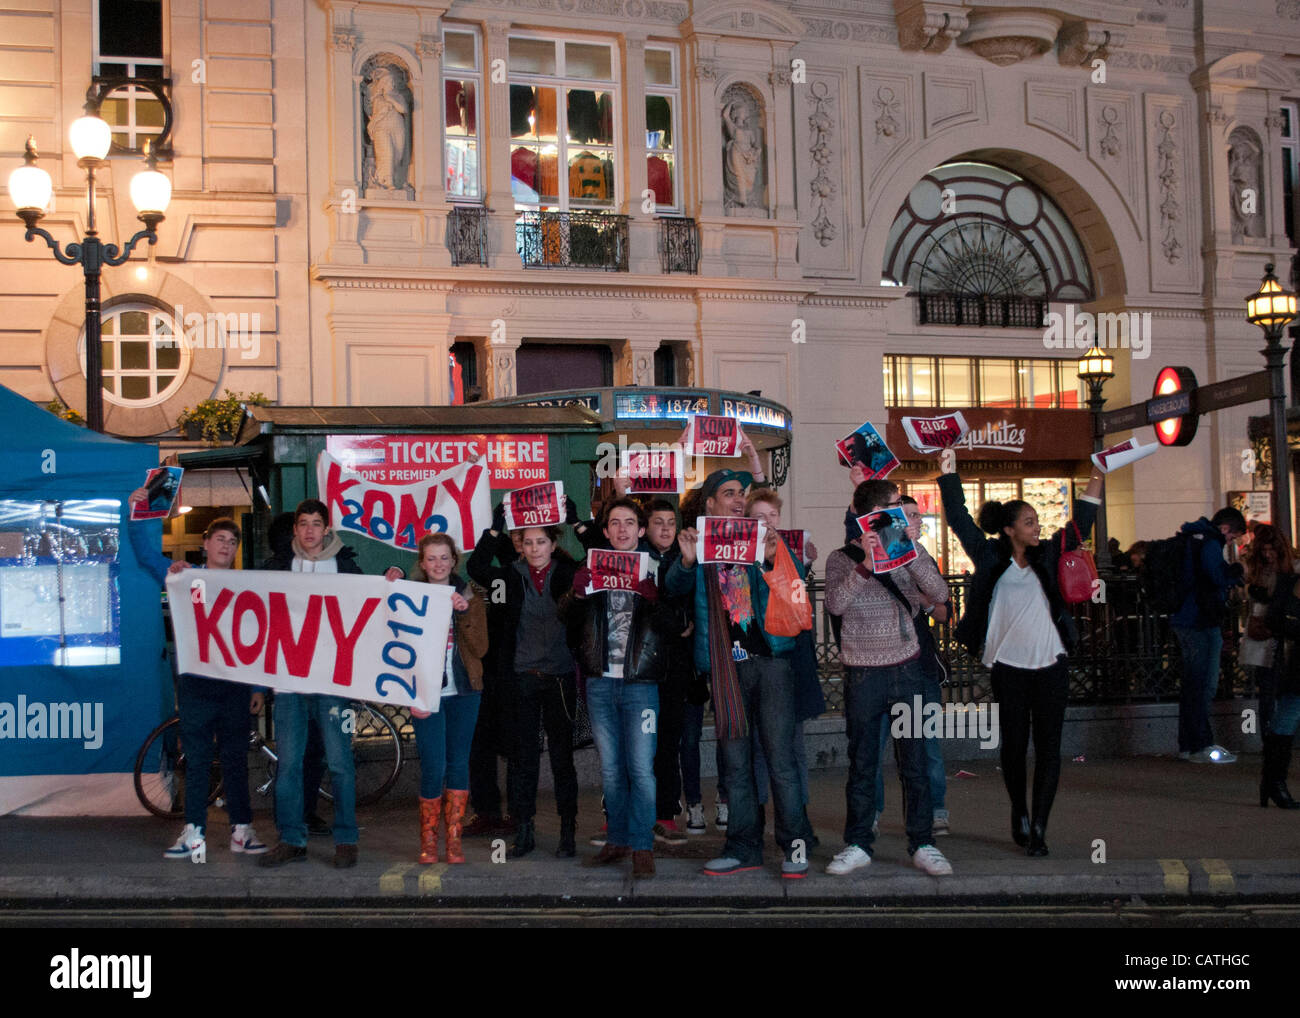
823, 543, 949, 668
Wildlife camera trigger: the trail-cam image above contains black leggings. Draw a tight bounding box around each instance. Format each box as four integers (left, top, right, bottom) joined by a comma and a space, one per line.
989, 660, 1069, 831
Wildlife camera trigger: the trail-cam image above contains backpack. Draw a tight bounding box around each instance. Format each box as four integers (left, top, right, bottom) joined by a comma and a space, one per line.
1138, 533, 1192, 614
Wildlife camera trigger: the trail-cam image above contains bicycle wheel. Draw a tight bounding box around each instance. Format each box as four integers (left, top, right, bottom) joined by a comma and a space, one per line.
133, 717, 221, 819
318, 702, 403, 807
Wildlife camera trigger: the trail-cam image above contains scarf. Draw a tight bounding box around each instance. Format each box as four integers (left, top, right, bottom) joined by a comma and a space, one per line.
292, 529, 345, 562
704, 563, 748, 740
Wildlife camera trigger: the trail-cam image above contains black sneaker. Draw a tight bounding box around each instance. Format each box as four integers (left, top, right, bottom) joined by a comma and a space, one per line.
257, 843, 307, 868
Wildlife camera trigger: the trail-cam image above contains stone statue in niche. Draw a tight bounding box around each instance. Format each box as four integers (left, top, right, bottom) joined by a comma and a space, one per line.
1228, 127, 1265, 242
362, 56, 414, 198
721, 85, 767, 212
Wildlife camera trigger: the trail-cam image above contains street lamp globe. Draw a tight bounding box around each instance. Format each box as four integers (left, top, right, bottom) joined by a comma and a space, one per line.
130, 149, 171, 220
7, 138, 52, 221
1246, 263, 1298, 341
1078, 345, 1115, 385
69, 113, 112, 163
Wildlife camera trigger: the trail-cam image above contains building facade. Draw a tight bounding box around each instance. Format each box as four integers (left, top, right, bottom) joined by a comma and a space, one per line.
4, 0, 1300, 558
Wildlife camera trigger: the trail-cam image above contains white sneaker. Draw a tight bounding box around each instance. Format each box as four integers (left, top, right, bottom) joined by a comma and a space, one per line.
911, 844, 952, 876
686, 803, 706, 834
164, 823, 206, 863
230, 823, 269, 855
715, 802, 729, 831
825, 845, 872, 875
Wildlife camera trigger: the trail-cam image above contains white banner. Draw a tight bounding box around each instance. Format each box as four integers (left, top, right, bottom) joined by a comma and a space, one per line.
167, 570, 454, 713
317, 450, 491, 553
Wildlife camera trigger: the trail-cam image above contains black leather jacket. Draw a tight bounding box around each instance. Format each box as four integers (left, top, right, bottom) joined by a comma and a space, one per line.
563, 585, 673, 683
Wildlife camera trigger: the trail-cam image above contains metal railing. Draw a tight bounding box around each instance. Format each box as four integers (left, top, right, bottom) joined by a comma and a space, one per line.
447, 205, 489, 266
915, 293, 1048, 328
808, 570, 1254, 714
517, 210, 629, 271
658, 216, 699, 273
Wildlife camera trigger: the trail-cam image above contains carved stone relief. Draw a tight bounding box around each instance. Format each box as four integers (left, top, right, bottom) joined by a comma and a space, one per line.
1155, 108, 1181, 263
874, 85, 901, 138
721, 84, 768, 213
1098, 105, 1121, 158
1228, 126, 1265, 243
807, 82, 837, 247
361, 55, 414, 198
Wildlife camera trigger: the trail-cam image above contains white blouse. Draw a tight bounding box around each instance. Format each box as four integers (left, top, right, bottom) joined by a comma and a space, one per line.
982, 561, 1065, 670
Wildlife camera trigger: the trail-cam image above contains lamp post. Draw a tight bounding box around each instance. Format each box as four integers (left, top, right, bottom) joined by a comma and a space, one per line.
1246, 263, 1299, 544
1078, 344, 1115, 568
7, 106, 171, 433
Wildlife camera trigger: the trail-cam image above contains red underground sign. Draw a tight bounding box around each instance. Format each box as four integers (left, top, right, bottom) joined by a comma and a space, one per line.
1152, 366, 1198, 447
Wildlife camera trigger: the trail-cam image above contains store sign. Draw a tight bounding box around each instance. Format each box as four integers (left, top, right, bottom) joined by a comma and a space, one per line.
886, 408, 1092, 461
517, 393, 602, 412
326, 434, 550, 489
614, 390, 711, 422
719, 397, 789, 430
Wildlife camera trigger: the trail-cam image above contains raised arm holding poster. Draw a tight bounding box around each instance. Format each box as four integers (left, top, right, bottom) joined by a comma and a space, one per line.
682, 414, 744, 458
1091, 435, 1159, 473
585, 548, 652, 594
503, 480, 565, 530
130, 466, 184, 521
695, 516, 766, 565
835, 420, 899, 479
167, 570, 453, 713
856, 508, 917, 573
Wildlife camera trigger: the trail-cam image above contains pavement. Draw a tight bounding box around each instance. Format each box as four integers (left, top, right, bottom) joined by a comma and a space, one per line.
1, 754, 1299, 907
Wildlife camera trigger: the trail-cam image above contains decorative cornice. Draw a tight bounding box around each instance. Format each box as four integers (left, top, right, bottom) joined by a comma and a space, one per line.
802, 16, 899, 45
800, 294, 891, 308
1058, 21, 1125, 67
894, 3, 966, 53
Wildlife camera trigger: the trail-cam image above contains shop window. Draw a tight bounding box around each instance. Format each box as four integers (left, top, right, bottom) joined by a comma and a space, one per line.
979, 359, 1016, 408
1057, 360, 1082, 408
94, 0, 167, 154
886, 354, 1086, 409
443, 27, 482, 200
1021, 360, 1057, 408
939, 359, 973, 406
79, 302, 190, 408
646, 47, 679, 211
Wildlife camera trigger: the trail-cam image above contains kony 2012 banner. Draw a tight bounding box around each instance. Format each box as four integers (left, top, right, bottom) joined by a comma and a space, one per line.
695, 516, 766, 565
317, 450, 491, 553
167, 571, 455, 713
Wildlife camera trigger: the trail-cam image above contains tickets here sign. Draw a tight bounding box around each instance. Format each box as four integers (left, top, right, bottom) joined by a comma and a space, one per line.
504, 481, 564, 530
585, 549, 651, 594
686, 415, 743, 458
624, 450, 684, 495
167, 570, 454, 713
695, 516, 766, 565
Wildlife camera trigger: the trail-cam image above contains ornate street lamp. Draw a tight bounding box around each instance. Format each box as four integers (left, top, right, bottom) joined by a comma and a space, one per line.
1078, 345, 1115, 568
7, 103, 171, 432
1246, 263, 1299, 542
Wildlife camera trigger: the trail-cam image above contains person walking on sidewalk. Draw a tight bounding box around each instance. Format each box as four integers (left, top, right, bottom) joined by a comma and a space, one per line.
667, 469, 815, 878
126, 495, 268, 863
409, 533, 488, 864
1170, 507, 1247, 764
1255, 563, 1300, 808
467, 507, 580, 859
258, 499, 403, 870
822, 480, 952, 878
938, 463, 1103, 857
565, 499, 668, 878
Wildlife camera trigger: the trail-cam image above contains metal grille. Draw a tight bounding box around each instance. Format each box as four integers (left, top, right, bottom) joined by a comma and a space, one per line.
916, 293, 1048, 328
658, 216, 699, 273
447, 205, 489, 266
517, 210, 629, 271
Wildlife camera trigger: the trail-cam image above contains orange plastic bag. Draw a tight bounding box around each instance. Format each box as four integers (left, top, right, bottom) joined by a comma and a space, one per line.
763, 538, 813, 637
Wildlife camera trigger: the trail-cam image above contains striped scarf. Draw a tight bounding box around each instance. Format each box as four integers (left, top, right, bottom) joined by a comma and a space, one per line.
704, 564, 747, 741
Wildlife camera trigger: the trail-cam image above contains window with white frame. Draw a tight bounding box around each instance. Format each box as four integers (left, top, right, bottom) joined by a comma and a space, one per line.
93, 0, 166, 154
508, 35, 618, 211
645, 46, 678, 212
78, 303, 190, 407
1280, 101, 1299, 247
443, 26, 481, 200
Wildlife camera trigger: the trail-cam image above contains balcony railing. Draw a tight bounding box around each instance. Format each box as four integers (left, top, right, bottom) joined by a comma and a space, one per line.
516, 210, 628, 271
658, 216, 699, 273
915, 293, 1048, 328
447, 205, 489, 266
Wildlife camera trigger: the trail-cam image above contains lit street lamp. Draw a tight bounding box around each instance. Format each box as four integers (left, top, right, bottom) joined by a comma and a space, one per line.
1246, 263, 1299, 544
1078, 344, 1115, 569
7, 104, 171, 432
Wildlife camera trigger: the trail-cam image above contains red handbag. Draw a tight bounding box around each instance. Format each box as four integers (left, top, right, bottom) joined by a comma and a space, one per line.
1057, 521, 1098, 604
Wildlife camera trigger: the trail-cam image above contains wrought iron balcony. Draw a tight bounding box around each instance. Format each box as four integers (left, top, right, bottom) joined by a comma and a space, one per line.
447, 205, 489, 266
915, 293, 1048, 328
516, 210, 628, 271
658, 216, 699, 274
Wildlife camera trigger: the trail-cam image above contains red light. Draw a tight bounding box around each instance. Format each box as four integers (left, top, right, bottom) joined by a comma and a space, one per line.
1152, 366, 1198, 447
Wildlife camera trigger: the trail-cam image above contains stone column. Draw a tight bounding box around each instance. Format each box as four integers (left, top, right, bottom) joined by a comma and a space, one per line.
326, 15, 363, 263
416, 30, 453, 267
619, 336, 662, 386
482, 19, 518, 269
623, 35, 658, 275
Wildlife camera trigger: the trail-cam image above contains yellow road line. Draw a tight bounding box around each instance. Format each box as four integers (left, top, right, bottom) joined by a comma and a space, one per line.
379, 863, 414, 894
418, 863, 448, 894
1158, 858, 1189, 895
1201, 858, 1236, 895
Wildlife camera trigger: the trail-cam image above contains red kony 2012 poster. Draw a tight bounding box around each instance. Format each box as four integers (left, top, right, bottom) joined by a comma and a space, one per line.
623, 449, 684, 495
684, 415, 744, 457
695, 516, 766, 565
777, 528, 811, 564
585, 549, 651, 594
900, 412, 970, 453
503, 480, 565, 530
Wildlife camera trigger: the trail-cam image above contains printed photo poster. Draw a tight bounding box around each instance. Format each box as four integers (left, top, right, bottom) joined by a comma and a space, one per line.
682, 415, 745, 458
835, 421, 899, 479
585, 549, 651, 594
503, 480, 565, 530
900, 412, 970, 454
130, 467, 184, 521
623, 448, 684, 495
856, 507, 917, 573
695, 516, 766, 565
777, 528, 812, 565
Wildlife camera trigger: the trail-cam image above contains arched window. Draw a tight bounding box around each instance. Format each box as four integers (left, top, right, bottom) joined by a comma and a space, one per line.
883, 161, 1094, 327
78, 301, 190, 407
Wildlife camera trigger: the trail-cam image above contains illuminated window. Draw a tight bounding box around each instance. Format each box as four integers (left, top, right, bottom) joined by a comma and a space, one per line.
79, 303, 190, 408
443, 27, 481, 200
94, 0, 167, 154
884, 354, 1085, 409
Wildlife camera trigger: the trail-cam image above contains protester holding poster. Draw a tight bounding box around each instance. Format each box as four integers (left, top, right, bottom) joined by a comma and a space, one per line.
408, 533, 488, 865
666, 469, 815, 878
467, 503, 580, 859
937, 462, 1102, 858
565, 499, 667, 877
258, 499, 404, 870
822, 479, 952, 878
126, 490, 269, 864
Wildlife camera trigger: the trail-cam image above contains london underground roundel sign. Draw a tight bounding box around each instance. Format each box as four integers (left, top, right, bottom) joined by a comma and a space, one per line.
1152, 365, 1198, 447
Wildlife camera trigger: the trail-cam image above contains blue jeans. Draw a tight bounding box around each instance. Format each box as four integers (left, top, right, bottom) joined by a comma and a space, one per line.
844, 660, 932, 854
273, 693, 357, 847
751, 719, 809, 809
681, 700, 727, 805
719, 656, 812, 863
586, 677, 658, 851
874, 673, 947, 814
1173, 626, 1222, 753
1272, 696, 1300, 737
412, 692, 482, 798
178, 678, 252, 830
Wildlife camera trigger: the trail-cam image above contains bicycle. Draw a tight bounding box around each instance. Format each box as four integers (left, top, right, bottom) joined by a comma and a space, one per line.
133, 700, 404, 819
